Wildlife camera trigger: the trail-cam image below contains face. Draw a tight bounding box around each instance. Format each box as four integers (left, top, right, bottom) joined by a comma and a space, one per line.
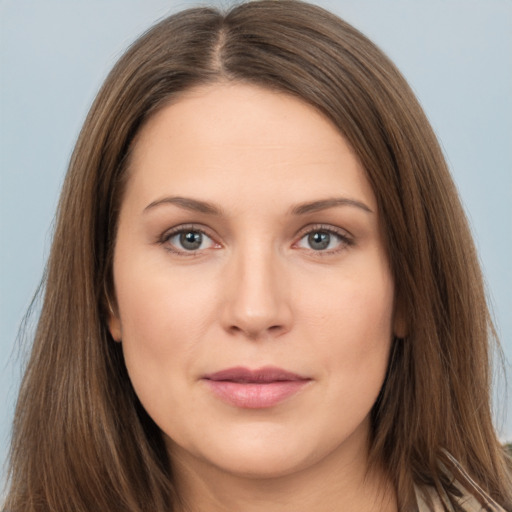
109, 83, 401, 480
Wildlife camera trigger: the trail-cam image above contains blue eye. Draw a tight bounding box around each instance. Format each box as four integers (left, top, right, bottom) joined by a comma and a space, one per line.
297, 228, 349, 252
307, 231, 331, 250
166, 229, 216, 252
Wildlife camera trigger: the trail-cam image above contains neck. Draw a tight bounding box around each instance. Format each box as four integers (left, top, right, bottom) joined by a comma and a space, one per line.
168, 434, 397, 512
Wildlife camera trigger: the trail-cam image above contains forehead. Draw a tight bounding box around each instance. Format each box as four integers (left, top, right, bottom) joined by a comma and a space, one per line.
125, 82, 376, 213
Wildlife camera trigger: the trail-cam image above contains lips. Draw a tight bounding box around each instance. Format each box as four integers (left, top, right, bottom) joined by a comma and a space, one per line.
202, 366, 311, 409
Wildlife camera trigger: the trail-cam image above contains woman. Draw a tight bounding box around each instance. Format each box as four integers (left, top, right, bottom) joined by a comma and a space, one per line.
4, 1, 511, 511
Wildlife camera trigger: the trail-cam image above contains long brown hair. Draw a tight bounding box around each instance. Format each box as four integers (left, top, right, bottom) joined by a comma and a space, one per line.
5, 1, 511, 510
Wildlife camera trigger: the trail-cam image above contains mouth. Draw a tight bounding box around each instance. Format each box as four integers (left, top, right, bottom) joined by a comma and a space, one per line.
202, 366, 311, 409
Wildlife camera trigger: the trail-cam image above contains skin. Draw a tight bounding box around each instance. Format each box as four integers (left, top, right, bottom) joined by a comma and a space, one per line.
109, 83, 402, 512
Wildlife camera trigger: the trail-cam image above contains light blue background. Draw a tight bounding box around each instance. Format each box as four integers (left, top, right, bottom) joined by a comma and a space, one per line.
1, 0, 511, 489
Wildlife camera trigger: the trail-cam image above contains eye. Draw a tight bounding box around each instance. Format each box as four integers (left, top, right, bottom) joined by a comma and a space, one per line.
295, 227, 351, 252
162, 227, 218, 253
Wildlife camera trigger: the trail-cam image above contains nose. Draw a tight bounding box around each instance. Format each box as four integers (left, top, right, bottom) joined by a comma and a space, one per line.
220, 244, 293, 340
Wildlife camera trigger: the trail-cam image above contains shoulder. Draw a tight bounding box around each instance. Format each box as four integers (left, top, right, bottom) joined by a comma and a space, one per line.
415, 484, 503, 512
415, 452, 507, 512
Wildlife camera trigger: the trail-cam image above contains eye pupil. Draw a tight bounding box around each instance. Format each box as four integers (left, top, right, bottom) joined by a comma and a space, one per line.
180, 231, 202, 250
308, 231, 330, 250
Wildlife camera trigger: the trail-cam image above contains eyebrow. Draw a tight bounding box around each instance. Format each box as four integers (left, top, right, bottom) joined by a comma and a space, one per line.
143, 195, 373, 216
144, 196, 222, 215
291, 198, 373, 215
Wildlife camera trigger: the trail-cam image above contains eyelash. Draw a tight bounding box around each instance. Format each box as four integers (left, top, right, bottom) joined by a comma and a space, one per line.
158, 224, 218, 257
294, 224, 354, 255
158, 223, 354, 257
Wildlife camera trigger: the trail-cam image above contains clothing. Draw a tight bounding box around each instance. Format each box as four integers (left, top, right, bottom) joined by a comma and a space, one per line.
415, 451, 507, 512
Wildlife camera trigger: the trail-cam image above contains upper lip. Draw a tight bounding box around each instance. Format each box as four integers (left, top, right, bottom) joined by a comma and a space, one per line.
203, 366, 310, 383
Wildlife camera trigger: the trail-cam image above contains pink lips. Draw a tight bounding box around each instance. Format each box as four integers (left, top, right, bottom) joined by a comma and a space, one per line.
202, 366, 311, 409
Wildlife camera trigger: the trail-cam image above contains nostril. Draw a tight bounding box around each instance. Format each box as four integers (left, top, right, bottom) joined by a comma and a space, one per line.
220, 271, 293, 339
227, 322, 285, 340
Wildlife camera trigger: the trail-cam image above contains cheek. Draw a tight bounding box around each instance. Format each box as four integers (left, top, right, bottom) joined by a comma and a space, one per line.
298, 263, 395, 387
295, 275, 394, 447
113, 255, 219, 406
301, 262, 395, 341
115, 249, 217, 338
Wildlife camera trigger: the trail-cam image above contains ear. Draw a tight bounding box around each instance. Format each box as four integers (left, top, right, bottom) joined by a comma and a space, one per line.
106, 300, 122, 342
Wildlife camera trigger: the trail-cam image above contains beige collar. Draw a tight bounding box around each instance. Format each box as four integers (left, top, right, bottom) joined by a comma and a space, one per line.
415, 451, 506, 511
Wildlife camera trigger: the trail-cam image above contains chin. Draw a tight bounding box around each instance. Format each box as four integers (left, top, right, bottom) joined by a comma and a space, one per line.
204, 446, 319, 480
166, 417, 369, 481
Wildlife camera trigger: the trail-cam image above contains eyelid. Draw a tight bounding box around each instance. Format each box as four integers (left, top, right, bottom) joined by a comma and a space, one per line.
293, 223, 354, 253
157, 222, 353, 257
158, 223, 222, 256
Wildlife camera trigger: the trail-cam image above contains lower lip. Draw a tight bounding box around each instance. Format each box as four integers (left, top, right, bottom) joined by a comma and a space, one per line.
203, 380, 310, 409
